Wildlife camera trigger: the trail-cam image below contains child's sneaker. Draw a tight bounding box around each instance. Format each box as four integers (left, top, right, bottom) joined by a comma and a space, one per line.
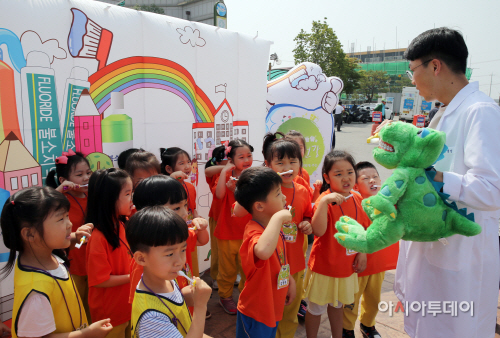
234, 274, 241, 286
219, 297, 237, 315
360, 323, 382, 338
297, 300, 307, 319
342, 329, 355, 338
212, 280, 218, 290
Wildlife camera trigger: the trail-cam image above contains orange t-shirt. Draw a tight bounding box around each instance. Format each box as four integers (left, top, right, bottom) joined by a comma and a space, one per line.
298, 168, 310, 186
183, 181, 197, 220
237, 220, 289, 328
128, 229, 197, 303
65, 193, 88, 276
359, 220, 399, 275
213, 172, 251, 240
308, 190, 371, 278
208, 173, 221, 219
281, 183, 312, 275
87, 222, 132, 326
294, 175, 313, 199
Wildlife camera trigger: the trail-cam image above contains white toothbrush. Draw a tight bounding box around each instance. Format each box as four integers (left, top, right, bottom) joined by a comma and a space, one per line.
279, 170, 293, 176
177, 271, 197, 287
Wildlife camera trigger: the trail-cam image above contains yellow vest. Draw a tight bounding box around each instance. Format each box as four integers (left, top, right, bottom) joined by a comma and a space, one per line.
12, 259, 88, 338
131, 282, 192, 337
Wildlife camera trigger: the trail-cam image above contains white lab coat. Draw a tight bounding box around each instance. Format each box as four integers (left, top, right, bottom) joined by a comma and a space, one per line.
394, 82, 500, 338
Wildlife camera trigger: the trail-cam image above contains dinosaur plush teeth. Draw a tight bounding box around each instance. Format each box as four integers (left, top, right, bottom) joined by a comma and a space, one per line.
378, 140, 394, 152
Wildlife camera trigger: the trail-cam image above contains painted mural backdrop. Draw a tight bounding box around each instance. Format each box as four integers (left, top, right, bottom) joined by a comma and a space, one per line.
0, 0, 271, 325
266, 62, 344, 184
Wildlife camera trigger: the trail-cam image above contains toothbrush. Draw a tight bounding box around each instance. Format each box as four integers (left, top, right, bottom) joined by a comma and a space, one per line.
230, 176, 238, 181
177, 271, 196, 287
75, 236, 86, 249
63, 184, 88, 191
332, 194, 353, 205
279, 170, 293, 176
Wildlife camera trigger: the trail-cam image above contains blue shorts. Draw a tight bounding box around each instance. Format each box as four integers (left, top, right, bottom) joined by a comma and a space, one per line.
236, 311, 278, 338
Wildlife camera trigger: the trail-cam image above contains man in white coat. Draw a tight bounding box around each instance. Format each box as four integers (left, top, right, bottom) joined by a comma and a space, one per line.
394, 28, 500, 337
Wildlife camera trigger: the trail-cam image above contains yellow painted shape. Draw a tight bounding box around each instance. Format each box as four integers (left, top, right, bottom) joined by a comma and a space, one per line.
374, 209, 381, 215
343, 216, 350, 222
365, 200, 370, 205
338, 235, 346, 241
390, 213, 396, 219
342, 224, 349, 232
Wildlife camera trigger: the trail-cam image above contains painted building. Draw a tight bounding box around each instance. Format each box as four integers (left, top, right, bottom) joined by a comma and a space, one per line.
0, 132, 42, 194
192, 98, 248, 163
74, 89, 103, 157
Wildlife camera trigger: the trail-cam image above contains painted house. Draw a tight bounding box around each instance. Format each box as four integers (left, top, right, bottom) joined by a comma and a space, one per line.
74, 89, 103, 157
0, 132, 42, 193
192, 98, 249, 163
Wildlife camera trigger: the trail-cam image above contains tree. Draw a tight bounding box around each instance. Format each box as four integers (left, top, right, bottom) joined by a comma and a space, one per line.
133, 4, 164, 14
389, 76, 414, 93
293, 19, 361, 93
356, 70, 390, 102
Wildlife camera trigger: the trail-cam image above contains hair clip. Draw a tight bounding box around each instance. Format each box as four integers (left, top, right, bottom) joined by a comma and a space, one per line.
224, 146, 232, 156
11, 200, 15, 205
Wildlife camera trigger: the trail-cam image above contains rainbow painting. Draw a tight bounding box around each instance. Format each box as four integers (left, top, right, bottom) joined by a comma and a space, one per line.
89, 57, 216, 123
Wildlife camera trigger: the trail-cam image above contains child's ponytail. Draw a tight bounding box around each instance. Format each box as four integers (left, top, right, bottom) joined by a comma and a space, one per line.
262, 132, 302, 166
45, 169, 58, 188
45, 150, 89, 188
205, 145, 225, 169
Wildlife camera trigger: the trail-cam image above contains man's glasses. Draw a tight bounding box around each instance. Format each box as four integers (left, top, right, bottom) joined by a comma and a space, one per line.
406, 59, 434, 80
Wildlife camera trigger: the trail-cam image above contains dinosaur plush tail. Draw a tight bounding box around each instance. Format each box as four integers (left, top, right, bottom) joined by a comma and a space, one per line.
447, 209, 482, 237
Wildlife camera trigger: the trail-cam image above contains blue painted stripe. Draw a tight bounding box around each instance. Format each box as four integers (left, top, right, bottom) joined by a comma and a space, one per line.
0, 252, 10, 263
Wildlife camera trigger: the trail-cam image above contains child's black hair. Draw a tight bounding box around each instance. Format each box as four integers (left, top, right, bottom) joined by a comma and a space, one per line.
205, 145, 226, 169
45, 151, 89, 189
226, 139, 254, 160
355, 161, 378, 177
320, 150, 356, 193
262, 132, 302, 166
125, 150, 161, 177
118, 148, 140, 170
0, 186, 70, 281
235, 166, 282, 214
133, 175, 187, 211
85, 168, 130, 250
285, 130, 306, 150
126, 206, 189, 253
160, 147, 191, 175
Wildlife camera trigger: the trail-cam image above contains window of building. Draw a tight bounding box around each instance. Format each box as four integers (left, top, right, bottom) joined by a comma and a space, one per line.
235, 129, 239, 135
10, 177, 18, 190
216, 124, 221, 130
205, 153, 208, 161
243, 137, 247, 142
31, 173, 38, 186
21, 175, 29, 188
194, 132, 196, 138
198, 131, 203, 138
226, 123, 229, 130
83, 122, 89, 130
216, 138, 221, 145
207, 131, 212, 138
84, 139, 90, 147
221, 124, 225, 130
206, 141, 212, 148
242, 129, 247, 135
197, 154, 201, 160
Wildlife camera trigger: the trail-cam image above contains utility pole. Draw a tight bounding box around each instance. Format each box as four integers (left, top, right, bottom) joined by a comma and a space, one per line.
489, 73, 493, 96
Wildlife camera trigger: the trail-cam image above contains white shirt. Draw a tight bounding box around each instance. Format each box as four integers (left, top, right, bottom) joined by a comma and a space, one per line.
334, 105, 344, 114
394, 82, 500, 338
17, 256, 68, 337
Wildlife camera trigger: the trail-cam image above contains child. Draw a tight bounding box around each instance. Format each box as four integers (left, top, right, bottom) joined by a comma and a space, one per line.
118, 148, 139, 170
86, 168, 135, 338
124, 150, 161, 189
234, 166, 296, 337
46, 149, 93, 320
0, 186, 112, 337
342, 161, 399, 338
262, 132, 313, 338
285, 130, 322, 202
304, 150, 371, 338
204, 145, 227, 289
161, 147, 201, 275
126, 206, 213, 338
130, 175, 209, 303
213, 139, 253, 314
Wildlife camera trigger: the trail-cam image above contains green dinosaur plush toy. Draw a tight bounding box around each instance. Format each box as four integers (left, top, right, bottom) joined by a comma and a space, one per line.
334, 121, 481, 254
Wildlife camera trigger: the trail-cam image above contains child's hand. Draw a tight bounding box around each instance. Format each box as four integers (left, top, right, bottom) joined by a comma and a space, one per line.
192, 277, 212, 309
298, 221, 312, 235
171, 171, 189, 181
56, 180, 79, 193
192, 217, 208, 231
273, 209, 293, 224
353, 253, 367, 273
313, 180, 323, 191
285, 275, 296, 306
75, 223, 93, 243
222, 161, 235, 173
226, 179, 236, 192
0, 322, 11, 335
325, 192, 346, 205
84, 318, 113, 338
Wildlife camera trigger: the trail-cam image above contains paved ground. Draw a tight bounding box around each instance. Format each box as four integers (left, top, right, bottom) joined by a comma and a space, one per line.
202, 120, 500, 337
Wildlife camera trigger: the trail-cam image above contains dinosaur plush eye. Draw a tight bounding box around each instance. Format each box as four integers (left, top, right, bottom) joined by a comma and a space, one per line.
418, 128, 430, 138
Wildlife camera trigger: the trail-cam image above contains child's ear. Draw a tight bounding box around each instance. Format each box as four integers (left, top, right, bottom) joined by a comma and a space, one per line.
58, 177, 66, 185
134, 251, 147, 266
264, 160, 269, 167
353, 183, 360, 192
165, 165, 173, 174
253, 201, 265, 213
322, 173, 330, 185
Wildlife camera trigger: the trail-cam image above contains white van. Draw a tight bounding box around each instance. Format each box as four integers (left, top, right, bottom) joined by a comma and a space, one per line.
399, 87, 434, 122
